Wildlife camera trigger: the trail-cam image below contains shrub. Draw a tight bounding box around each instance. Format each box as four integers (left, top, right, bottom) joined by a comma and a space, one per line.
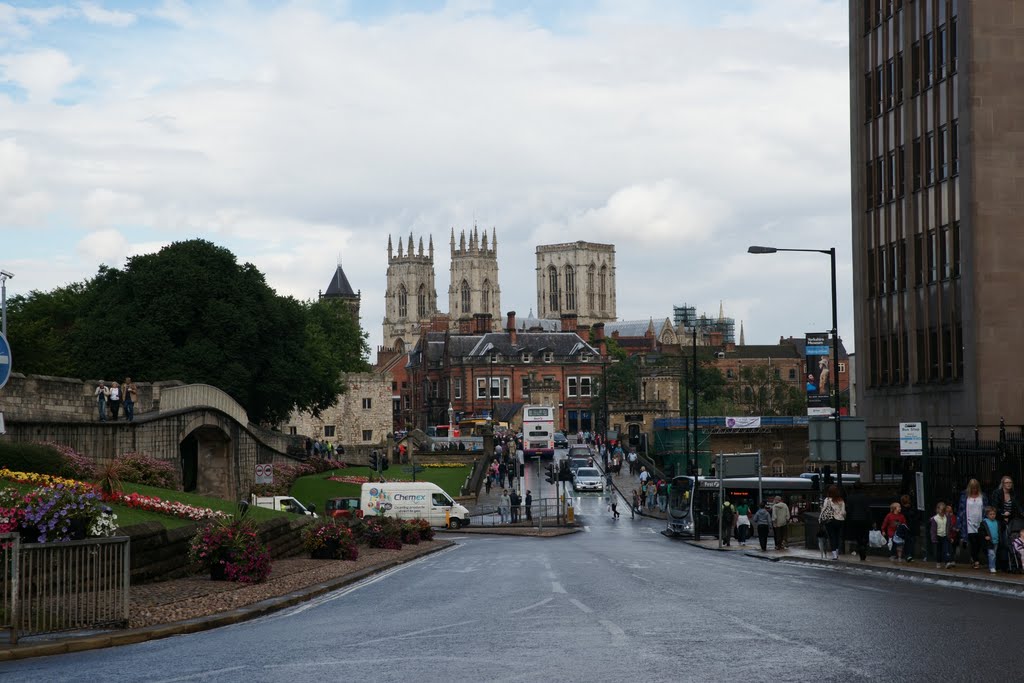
302, 522, 359, 560
400, 521, 422, 545
112, 452, 177, 489
40, 443, 97, 480
188, 516, 271, 584
0, 441, 90, 479
358, 516, 402, 550
415, 518, 435, 541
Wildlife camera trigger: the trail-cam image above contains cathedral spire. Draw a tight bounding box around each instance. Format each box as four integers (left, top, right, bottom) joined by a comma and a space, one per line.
739, 320, 746, 346
418, 236, 424, 257
718, 300, 725, 321
397, 235, 404, 257
429, 234, 434, 261
387, 235, 393, 260
491, 227, 497, 253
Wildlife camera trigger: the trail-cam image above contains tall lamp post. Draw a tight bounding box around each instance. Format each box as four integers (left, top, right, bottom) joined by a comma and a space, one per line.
0, 269, 12, 338
748, 246, 842, 488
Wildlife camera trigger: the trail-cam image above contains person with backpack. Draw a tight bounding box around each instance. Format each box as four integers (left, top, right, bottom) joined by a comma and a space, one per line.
882, 502, 907, 562
721, 501, 736, 546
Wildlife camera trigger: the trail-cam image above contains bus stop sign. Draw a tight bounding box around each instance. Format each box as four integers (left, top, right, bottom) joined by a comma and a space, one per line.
0, 333, 11, 390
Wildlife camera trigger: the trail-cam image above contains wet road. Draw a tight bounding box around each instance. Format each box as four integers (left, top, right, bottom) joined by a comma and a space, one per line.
2, 489, 1016, 682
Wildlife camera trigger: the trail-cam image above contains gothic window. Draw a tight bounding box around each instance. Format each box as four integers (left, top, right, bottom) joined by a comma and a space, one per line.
461, 280, 471, 313
599, 265, 608, 311
417, 284, 427, 318
482, 280, 491, 312
565, 266, 576, 310
548, 266, 559, 312
398, 285, 408, 318
587, 264, 595, 311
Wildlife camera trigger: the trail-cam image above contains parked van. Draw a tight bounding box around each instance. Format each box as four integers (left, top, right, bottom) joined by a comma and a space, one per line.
360, 482, 471, 529
251, 495, 318, 517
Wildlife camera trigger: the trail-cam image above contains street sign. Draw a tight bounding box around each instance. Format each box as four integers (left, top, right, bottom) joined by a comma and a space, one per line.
722, 453, 760, 477
254, 463, 274, 484
0, 333, 11, 390
899, 422, 924, 457
809, 417, 867, 462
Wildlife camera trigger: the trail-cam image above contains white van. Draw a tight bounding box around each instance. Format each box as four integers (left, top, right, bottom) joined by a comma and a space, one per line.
251, 495, 318, 517
360, 482, 471, 529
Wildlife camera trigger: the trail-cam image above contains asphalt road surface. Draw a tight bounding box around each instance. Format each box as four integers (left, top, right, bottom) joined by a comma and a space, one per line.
3, 489, 1017, 682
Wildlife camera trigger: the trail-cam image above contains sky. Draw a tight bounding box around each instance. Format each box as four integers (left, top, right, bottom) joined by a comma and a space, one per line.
0, 0, 853, 357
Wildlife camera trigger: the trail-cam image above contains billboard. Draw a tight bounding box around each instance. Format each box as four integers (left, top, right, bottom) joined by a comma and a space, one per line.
805, 333, 833, 416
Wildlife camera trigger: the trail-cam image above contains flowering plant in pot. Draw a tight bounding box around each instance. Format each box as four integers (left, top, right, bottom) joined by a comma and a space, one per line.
21, 483, 105, 543
188, 504, 271, 583
400, 520, 422, 545
302, 522, 359, 560
362, 516, 403, 550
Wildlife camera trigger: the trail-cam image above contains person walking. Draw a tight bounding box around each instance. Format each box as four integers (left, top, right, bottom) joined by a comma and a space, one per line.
845, 483, 872, 561
484, 473, 492, 495
721, 501, 736, 546
509, 489, 521, 523
735, 500, 751, 546
930, 501, 954, 569
899, 494, 921, 562
990, 475, 1021, 571
882, 502, 907, 562
771, 496, 790, 550
981, 506, 1000, 573
627, 449, 638, 476
498, 461, 507, 491
94, 380, 109, 421
122, 377, 137, 421
957, 479, 988, 570
499, 490, 511, 524
753, 502, 773, 551
525, 490, 533, 521
819, 485, 847, 560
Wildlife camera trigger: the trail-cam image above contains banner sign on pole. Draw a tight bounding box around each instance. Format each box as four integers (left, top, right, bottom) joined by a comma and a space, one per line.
725, 416, 761, 429
805, 332, 833, 416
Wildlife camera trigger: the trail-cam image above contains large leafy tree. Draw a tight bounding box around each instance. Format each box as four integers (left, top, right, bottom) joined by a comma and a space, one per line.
8, 239, 369, 424
5, 282, 88, 376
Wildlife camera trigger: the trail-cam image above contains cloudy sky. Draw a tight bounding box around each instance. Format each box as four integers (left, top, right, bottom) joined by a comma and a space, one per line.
0, 0, 852, 356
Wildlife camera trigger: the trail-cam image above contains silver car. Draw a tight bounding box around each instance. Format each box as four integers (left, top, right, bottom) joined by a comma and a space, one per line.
572, 467, 603, 492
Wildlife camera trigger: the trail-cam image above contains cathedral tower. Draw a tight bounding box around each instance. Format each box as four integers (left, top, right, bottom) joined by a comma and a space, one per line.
536, 241, 616, 328
448, 226, 501, 333
383, 233, 438, 352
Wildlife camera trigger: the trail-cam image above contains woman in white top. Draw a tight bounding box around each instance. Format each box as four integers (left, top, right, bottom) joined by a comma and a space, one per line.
957, 478, 988, 570
819, 485, 847, 560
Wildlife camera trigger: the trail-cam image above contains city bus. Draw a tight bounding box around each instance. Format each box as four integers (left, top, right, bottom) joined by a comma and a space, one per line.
522, 405, 555, 459
666, 475, 833, 538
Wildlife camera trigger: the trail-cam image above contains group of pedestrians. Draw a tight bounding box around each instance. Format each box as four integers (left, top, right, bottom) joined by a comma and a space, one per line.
94, 378, 138, 422
629, 467, 667, 515
717, 496, 792, 550
497, 488, 532, 524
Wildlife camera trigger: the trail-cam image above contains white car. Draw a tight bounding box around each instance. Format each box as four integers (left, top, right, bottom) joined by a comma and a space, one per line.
572, 467, 603, 492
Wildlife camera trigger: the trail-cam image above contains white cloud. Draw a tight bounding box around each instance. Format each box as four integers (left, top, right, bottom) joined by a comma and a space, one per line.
0, 48, 81, 102
78, 2, 135, 28
76, 228, 130, 266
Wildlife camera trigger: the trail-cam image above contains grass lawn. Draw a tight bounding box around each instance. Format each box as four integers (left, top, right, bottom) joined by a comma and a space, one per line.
290, 465, 471, 514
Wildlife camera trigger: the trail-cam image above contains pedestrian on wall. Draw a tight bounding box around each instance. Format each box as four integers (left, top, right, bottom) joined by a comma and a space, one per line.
990, 475, 1021, 571
899, 493, 921, 562
499, 489, 510, 524
525, 490, 533, 521
753, 502, 773, 551
122, 377, 137, 422
484, 473, 492, 495
107, 381, 121, 420
958, 478, 988, 570
819, 485, 847, 560
771, 496, 789, 550
94, 380, 109, 421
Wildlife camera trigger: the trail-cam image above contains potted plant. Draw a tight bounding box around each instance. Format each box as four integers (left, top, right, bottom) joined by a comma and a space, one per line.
188, 504, 271, 583
302, 522, 359, 560
400, 520, 422, 545
20, 483, 104, 543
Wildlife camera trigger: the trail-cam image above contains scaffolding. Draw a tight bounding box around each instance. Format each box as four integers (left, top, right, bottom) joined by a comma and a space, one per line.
673, 303, 736, 346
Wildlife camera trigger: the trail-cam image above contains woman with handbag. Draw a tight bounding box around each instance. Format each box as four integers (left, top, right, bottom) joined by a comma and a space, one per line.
819, 485, 847, 560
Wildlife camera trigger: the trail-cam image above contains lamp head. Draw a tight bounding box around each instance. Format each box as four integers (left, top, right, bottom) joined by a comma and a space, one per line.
0, 270, 13, 278
747, 246, 777, 254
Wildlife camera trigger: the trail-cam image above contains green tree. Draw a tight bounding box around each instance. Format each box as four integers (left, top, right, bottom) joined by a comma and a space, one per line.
5, 282, 88, 376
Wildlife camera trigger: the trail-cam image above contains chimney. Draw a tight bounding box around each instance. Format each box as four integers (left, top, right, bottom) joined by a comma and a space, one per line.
474, 313, 492, 334
507, 311, 517, 345
459, 317, 474, 334
593, 323, 606, 357
560, 313, 578, 333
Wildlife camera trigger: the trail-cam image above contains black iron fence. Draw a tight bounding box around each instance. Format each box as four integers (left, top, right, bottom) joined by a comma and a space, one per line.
923, 421, 1024, 511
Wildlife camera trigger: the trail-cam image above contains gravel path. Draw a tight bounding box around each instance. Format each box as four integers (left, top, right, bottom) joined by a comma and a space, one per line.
129, 540, 451, 629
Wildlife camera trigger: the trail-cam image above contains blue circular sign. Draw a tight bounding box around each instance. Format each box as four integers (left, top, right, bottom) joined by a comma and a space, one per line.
0, 333, 11, 390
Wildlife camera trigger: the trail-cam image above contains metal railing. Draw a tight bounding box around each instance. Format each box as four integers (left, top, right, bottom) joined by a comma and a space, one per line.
0, 533, 130, 644
469, 498, 572, 528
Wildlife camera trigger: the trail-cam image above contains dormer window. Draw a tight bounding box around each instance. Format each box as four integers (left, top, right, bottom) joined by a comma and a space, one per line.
580, 353, 591, 363
521, 352, 532, 363
543, 351, 554, 363
489, 352, 499, 363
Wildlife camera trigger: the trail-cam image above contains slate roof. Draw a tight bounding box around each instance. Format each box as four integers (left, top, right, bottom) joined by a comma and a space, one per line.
323, 264, 357, 298
604, 320, 653, 337
409, 331, 600, 367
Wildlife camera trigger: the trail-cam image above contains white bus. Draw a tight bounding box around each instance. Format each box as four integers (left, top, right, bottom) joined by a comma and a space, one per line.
522, 405, 555, 459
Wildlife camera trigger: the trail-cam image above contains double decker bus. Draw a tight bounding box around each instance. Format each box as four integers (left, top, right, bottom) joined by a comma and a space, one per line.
522, 405, 555, 459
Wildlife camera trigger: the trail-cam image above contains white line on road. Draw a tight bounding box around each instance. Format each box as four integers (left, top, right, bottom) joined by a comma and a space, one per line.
510, 597, 554, 614
551, 581, 566, 593
630, 573, 651, 582
725, 614, 872, 678
600, 619, 625, 638
569, 598, 593, 613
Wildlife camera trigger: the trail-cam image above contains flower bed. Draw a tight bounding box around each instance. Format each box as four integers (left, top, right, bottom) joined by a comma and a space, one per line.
104, 490, 230, 522
188, 518, 271, 584
301, 522, 359, 560
0, 467, 81, 489
421, 463, 468, 469
325, 475, 370, 485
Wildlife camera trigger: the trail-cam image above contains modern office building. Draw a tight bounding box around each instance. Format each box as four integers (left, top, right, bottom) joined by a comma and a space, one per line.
850, 1, 1024, 477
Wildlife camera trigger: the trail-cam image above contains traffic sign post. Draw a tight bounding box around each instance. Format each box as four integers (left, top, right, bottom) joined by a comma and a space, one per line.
0, 333, 12, 390
255, 463, 274, 485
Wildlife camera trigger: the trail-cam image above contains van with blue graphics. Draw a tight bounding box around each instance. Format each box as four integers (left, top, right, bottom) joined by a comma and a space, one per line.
360, 482, 471, 529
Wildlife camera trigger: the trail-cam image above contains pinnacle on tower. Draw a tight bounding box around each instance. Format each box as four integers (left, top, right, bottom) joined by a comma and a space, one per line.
408, 232, 414, 258
450, 227, 456, 255
429, 235, 434, 260
739, 320, 746, 346
482, 230, 489, 251
460, 230, 466, 251
418, 236, 424, 257
397, 235, 404, 257
387, 235, 393, 260
718, 300, 725, 321
491, 227, 497, 253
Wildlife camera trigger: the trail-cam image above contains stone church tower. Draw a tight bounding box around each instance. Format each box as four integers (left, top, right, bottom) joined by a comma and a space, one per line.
536, 241, 617, 329
448, 226, 501, 333
382, 233, 439, 352
319, 259, 361, 325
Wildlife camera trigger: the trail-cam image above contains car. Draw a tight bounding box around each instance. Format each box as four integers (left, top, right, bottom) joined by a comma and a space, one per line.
325, 497, 362, 519
567, 445, 593, 459
567, 456, 591, 474
572, 467, 603, 492
554, 432, 569, 449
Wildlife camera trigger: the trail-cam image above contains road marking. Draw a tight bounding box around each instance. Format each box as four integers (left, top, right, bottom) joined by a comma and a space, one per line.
725, 614, 872, 678
510, 597, 554, 614
630, 573, 651, 582
154, 666, 249, 682
551, 581, 566, 593
569, 598, 593, 613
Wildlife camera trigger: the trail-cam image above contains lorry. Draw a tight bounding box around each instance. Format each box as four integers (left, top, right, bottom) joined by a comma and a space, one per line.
360, 482, 471, 529
251, 494, 318, 517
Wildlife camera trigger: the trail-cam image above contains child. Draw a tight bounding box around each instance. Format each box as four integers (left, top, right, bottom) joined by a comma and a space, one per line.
882, 502, 907, 562
981, 506, 1000, 574
930, 502, 952, 568
1012, 529, 1024, 572
945, 503, 958, 567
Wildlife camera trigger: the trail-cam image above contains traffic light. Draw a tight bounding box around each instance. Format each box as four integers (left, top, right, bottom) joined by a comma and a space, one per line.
381, 455, 389, 471
369, 452, 379, 471
559, 460, 572, 482
545, 463, 557, 484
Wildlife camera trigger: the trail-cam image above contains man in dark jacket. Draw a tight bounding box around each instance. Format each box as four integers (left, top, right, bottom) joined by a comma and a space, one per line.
525, 490, 533, 521
845, 484, 872, 561
900, 494, 921, 562
509, 489, 521, 523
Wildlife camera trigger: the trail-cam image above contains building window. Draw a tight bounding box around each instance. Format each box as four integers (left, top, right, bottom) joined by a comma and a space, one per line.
501, 377, 510, 398
773, 441, 783, 450
950, 18, 958, 73
897, 145, 905, 196
838, 362, 846, 374
481, 280, 491, 312
362, 398, 372, 410
417, 284, 427, 318
362, 430, 373, 441
580, 376, 593, 397
937, 24, 947, 81
580, 353, 591, 363
914, 234, 923, 286
565, 266, 576, 310
567, 377, 578, 397
544, 351, 554, 363
788, 368, 796, 381
886, 151, 896, 201
548, 266, 559, 311
771, 459, 785, 476
912, 137, 921, 191
324, 425, 336, 438
885, 58, 894, 110
453, 378, 462, 399
404, 395, 410, 409
460, 280, 471, 313
874, 156, 883, 205
898, 239, 907, 290
874, 65, 882, 116
940, 224, 951, 280
599, 265, 608, 311
289, 426, 297, 436
521, 377, 531, 398
521, 352, 532, 363
490, 377, 501, 399
925, 131, 935, 185
431, 380, 439, 398
937, 126, 947, 181
587, 264, 596, 311
951, 119, 959, 175
952, 221, 961, 277
911, 40, 920, 95
476, 378, 487, 399
895, 51, 903, 103
923, 32, 933, 89
398, 286, 408, 318
927, 229, 938, 283
726, 368, 734, 379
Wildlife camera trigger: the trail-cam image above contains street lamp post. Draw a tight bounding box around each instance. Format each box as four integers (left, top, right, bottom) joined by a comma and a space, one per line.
0, 270, 12, 338
748, 246, 843, 489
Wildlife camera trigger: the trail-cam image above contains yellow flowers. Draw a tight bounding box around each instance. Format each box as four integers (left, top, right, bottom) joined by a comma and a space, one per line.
421, 463, 469, 469
0, 468, 83, 489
